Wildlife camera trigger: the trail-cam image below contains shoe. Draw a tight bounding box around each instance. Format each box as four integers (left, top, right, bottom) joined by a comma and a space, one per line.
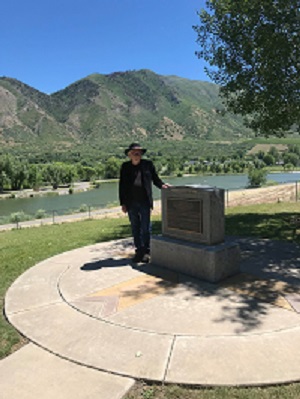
132, 253, 143, 263
141, 253, 150, 263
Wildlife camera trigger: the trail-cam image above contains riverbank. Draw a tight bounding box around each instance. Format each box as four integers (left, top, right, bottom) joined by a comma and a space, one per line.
1, 170, 299, 201
0, 182, 92, 200
0, 183, 298, 232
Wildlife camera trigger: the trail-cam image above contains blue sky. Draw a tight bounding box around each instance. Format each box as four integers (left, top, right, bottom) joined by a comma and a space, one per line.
1, 0, 209, 94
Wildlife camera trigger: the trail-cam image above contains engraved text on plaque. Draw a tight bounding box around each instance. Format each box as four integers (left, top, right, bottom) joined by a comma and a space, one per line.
167, 199, 203, 233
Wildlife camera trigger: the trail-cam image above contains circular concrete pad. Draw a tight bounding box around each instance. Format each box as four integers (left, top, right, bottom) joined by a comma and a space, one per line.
5, 237, 300, 386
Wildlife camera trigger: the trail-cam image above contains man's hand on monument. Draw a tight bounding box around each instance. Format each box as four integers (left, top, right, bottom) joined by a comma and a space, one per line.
162, 183, 171, 189
121, 205, 127, 213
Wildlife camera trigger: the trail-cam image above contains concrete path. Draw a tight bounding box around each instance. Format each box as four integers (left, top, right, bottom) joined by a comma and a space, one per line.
0, 344, 134, 399
3, 236, 300, 397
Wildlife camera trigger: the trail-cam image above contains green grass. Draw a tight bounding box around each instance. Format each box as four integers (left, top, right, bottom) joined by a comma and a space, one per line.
1, 203, 300, 398
225, 202, 300, 240
126, 383, 300, 399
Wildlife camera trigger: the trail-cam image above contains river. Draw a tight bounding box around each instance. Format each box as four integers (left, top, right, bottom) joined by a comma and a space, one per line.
0, 172, 300, 220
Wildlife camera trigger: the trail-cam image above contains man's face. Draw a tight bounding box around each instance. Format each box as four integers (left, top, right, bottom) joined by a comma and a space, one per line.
129, 149, 142, 162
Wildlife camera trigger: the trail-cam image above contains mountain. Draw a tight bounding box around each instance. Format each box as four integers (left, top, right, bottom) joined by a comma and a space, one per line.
0, 69, 254, 154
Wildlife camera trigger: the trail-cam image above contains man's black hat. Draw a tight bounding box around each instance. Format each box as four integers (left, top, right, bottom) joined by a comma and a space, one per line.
124, 143, 147, 155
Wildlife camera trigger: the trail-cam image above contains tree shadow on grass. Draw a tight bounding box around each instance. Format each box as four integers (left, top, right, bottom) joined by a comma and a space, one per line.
225, 211, 299, 242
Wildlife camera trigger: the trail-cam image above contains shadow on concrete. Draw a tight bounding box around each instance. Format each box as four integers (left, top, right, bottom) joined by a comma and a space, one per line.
165, 236, 300, 333
81, 258, 131, 271
79, 213, 300, 333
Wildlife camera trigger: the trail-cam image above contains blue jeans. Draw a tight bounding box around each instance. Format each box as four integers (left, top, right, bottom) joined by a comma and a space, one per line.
128, 201, 151, 255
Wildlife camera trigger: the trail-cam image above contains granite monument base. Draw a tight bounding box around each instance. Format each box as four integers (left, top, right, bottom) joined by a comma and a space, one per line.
151, 235, 240, 283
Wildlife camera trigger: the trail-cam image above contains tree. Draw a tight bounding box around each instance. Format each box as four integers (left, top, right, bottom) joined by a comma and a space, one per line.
248, 168, 267, 187
0, 171, 9, 192
283, 152, 299, 167
9, 161, 28, 190
263, 153, 275, 166
0, 157, 9, 191
60, 164, 77, 185
103, 157, 121, 179
27, 165, 43, 190
284, 162, 294, 171
95, 163, 104, 179
194, 1, 300, 136
77, 165, 96, 181
164, 157, 178, 176
288, 144, 300, 155
268, 146, 280, 161
44, 163, 64, 189
257, 150, 265, 160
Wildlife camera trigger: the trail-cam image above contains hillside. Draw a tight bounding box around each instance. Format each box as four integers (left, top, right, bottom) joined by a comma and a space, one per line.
0, 69, 254, 155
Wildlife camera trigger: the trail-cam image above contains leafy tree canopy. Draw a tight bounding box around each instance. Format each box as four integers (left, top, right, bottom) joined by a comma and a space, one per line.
194, 0, 300, 136
248, 168, 267, 187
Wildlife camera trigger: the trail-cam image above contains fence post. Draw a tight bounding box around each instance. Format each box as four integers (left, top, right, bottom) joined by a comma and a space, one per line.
226, 189, 229, 207
296, 181, 298, 202
52, 210, 55, 224
88, 206, 91, 219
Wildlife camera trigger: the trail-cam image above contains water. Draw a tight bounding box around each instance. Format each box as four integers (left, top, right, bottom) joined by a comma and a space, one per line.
0, 172, 299, 218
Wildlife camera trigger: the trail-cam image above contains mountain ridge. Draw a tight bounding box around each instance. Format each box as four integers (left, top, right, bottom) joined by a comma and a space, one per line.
0, 69, 254, 152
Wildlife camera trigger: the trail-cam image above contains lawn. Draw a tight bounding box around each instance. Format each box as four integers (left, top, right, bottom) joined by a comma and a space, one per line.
1, 202, 300, 398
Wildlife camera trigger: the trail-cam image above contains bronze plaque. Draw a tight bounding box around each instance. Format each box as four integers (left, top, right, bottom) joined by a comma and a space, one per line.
167, 199, 203, 233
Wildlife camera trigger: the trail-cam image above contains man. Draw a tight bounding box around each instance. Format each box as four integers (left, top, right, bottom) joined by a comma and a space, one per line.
119, 143, 169, 263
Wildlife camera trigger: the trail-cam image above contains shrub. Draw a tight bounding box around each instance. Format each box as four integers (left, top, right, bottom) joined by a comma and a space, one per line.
78, 204, 88, 212
9, 211, 30, 223
35, 209, 47, 219
247, 168, 267, 188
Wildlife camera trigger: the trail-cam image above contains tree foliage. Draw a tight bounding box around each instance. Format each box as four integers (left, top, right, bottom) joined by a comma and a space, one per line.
248, 168, 267, 187
194, 0, 300, 136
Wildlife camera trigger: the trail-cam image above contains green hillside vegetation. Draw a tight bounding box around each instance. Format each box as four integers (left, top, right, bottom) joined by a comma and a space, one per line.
0, 78, 77, 147
0, 70, 256, 156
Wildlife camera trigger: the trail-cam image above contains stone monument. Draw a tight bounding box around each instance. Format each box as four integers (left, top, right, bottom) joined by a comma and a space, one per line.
151, 185, 240, 283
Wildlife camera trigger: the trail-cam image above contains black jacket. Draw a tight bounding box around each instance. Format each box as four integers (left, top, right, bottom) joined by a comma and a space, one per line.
119, 159, 164, 209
